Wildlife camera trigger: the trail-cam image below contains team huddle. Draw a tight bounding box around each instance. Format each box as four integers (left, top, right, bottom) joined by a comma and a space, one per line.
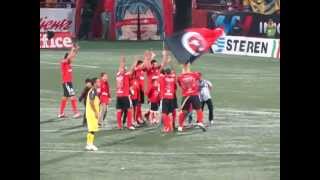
58, 44, 215, 151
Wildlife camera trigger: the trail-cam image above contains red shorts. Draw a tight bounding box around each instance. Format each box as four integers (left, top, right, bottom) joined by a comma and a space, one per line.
100, 95, 110, 105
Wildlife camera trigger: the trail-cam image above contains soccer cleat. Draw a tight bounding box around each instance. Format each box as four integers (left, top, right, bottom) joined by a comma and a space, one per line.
128, 126, 135, 130
210, 120, 214, 126
85, 144, 92, 151
178, 126, 183, 132
91, 144, 98, 151
197, 122, 207, 132
73, 112, 81, 118
58, 113, 66, 118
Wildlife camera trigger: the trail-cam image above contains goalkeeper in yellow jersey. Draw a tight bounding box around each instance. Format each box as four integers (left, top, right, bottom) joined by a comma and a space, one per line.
85, 77, 101, 151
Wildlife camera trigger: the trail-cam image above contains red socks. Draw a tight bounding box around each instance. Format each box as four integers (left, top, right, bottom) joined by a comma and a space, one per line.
127, 109, 132, 128
172, 109, 176, 127
59, 98, 67, 114
117, 110, 123, 128
178, 111, 186, 128
162, 113, 172, 132
133, 106, 137, 123
196, 109, 203, 123
136, 104, 142, 122
71, 98, 79, 114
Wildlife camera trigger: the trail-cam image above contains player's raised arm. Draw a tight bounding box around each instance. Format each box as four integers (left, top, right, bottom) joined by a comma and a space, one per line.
160, 50, 169, 71
143, 50, 152, 69
128, 58, 138, 75
66, 43, 80, 63
119, 55, 126, 72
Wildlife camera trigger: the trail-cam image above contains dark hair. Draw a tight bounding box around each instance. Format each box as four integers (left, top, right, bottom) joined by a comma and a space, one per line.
136, 60, 143, 65
164, 67, 171, 74
151, 59, 157, 64
160, 69, 165, 74
91, 77, 98, 84
100, 72, 106, 77
64, 53, 69, 59
85, 78, 92, 83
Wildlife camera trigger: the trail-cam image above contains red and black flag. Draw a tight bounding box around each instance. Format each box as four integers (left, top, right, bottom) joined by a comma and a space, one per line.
165, 27, 225, 64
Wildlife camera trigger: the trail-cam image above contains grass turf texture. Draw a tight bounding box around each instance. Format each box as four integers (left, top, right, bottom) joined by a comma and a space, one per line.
40, 41, 280, 180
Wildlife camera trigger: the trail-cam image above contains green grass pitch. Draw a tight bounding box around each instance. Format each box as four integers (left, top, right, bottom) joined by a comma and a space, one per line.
40, 41, 279, 180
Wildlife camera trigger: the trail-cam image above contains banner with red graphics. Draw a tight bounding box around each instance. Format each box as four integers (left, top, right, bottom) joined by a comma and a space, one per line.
115, 0, 164, 40
40, 8, 76, 33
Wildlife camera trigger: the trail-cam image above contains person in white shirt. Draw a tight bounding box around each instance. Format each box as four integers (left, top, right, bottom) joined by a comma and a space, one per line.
199, 79, 214, 125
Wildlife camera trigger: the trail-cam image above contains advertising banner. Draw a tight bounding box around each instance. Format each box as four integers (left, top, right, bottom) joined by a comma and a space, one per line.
40, 8, 76, 33
208, 12, 280, 38
211, 36, 280, 58
40, 32, 74, 49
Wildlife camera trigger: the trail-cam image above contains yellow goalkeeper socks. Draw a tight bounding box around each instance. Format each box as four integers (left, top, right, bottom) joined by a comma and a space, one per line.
87, 133, 95, 145
87, 133, 91, 145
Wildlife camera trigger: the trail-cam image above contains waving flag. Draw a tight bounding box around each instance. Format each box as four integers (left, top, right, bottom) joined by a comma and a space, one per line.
165, 27, 225, 64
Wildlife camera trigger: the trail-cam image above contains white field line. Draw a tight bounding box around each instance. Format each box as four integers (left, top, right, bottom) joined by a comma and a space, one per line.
40, 124, 279, 133
40, 149, 279, 156
40, 61, 99, 69
40, 106, 279, 114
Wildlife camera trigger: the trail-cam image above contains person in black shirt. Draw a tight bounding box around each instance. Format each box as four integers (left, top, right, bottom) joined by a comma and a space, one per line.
231, 19, 242, 36
79, 78, 93, 126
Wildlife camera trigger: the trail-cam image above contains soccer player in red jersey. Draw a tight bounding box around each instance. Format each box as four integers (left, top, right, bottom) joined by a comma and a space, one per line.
130, 76, 142, 126
58, 44, 81, 118
132, 59, 147, 123
116, 56, 135, 130
143, 50, 166, 121
159, 64, 177, 132
98, 72, 111, 127
177, 63, 206, 132
148, 78, 161, 124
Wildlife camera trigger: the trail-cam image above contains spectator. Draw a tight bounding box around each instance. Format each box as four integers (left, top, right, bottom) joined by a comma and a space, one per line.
100, 0, 113, 40
266, 18, 276, 38
230, 19, 242, 36
46, 0, 57, 8
231, 0, 243, 11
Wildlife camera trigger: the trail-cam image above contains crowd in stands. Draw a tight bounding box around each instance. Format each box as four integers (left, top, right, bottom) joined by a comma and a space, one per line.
40, 0, 75, 8
194, 0, 280, 15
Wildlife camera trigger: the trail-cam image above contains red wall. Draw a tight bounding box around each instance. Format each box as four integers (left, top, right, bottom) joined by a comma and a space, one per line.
191, 9, 208, 28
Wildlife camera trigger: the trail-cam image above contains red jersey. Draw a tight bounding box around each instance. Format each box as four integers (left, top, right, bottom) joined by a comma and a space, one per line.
100, 79, 111, 103
60, 58, 73, 83
160, 73, 176, 99
177, 72, 201, 97
148, 84, 160, 103
147, 66, 160, 89
133, 67, 146, 91
116, 71, 130, 97
147, 66, 160, 81
130, 78, 140, 100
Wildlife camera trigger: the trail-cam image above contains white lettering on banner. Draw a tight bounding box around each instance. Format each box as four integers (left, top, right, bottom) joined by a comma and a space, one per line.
40, 33, 73, 49
211, 36, 280, 58
40, 8, 76, 33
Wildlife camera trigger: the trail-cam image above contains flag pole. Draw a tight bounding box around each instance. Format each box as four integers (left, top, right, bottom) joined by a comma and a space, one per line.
162, 31, 165, 50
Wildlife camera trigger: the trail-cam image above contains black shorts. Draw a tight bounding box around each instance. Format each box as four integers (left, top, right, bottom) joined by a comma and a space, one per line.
150, 102, 159, 111
132, 99, 139, 107
62, 82, 75, 97
139, 89, 145, 104
173, 97, 178, 109
161, 99, 175, 114
116, 96, 132, 110
181, 95, 201, 111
